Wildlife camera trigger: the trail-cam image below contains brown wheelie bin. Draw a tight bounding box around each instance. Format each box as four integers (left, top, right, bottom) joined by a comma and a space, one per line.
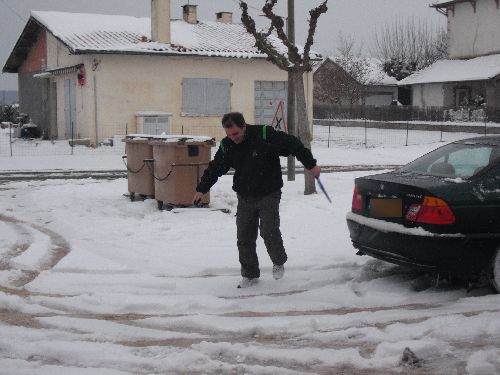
148, 136, 214, 210
122, 135, 155, 201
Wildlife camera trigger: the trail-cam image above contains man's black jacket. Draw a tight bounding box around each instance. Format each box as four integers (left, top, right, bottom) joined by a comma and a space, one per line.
196, 125, 317, 197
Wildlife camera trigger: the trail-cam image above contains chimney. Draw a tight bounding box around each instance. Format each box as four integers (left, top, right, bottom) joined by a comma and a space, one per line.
151, 0, 171, 43
182, 4, 198, 24
216, 12, 233, 24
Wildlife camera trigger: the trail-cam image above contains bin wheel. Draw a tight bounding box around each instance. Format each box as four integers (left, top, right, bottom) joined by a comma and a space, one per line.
157, 200, 163, 210
130, 192, 135, 202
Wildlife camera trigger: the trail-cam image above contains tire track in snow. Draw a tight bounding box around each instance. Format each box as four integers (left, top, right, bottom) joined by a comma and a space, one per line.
0, 214, 71, 288
0, 214, 32, 270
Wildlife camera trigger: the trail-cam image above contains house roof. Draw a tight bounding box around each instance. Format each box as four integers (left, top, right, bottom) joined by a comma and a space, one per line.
3, 10, 321, 73
431, 0, 471, 7
399, 54, 500, 85
316, 57, 398, 86
364, 58, 398, 86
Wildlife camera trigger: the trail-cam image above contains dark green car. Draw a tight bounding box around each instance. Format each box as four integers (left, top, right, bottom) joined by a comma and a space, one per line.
347, 136, 500, 291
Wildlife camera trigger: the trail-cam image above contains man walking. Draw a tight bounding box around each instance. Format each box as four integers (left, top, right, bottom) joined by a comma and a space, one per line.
193, 112, 320, 288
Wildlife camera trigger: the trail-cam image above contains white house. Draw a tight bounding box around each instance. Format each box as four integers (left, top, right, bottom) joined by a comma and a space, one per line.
3, 0, 319, 144
399, 0, 500, 110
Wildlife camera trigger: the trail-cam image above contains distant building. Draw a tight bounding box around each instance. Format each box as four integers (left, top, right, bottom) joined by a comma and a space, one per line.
314, 57, 398, 106
3, 0, 319, 143
0, 90, 18, 106
399, 0, 500, 110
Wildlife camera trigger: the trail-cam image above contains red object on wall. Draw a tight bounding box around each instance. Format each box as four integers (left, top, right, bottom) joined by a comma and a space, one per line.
77, 67, 86, 85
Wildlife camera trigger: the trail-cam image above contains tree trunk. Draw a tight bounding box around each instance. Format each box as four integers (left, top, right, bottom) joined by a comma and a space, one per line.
287, 70, 296, 181
286, 0, 296, 181
293, 70, 316, 195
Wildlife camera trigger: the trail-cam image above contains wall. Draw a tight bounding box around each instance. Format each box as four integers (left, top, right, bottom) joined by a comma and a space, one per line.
411, 83, 445, 108
93, 55, 285, 142
18, 32, 47, 74
46, 33, 90, 142
55, 52, 313, 143
44, 32, 315, 143
17, 31, 51, 136
448, 0, 500, 58
486, 77, 500, 108
364, 85, 397, 106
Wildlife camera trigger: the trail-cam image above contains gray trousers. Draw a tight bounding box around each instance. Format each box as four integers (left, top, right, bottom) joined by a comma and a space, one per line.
236, 191, 287, 278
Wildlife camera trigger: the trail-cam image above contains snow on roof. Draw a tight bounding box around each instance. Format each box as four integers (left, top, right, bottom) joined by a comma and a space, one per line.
399, 54, 500, 85
431, 0, 464, 7
365, 58, 398, 86
31, 10, 320, 60
321, 56, 397, 86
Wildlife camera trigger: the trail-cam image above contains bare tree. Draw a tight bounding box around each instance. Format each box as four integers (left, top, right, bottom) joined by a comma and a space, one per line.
239, 0, 328, 195
314, 33, 382, 106
335, 33, 378, 105
371, 17, 447, 80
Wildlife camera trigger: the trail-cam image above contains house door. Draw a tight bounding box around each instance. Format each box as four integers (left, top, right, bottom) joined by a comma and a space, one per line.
48, 82, 58, 139
455, 88, 469, 107
64, 79, 76, 139
254, 81, 287, 126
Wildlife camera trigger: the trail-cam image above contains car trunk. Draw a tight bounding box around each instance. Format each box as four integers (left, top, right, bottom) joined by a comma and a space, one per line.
352, 171, 482, 234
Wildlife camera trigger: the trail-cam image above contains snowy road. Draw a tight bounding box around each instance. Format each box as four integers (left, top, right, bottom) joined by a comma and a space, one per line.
0, 171, 499, 374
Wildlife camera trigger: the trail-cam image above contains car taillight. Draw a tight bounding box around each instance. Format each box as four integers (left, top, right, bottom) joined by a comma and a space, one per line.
406, 196, 455, 225
352, 184, 363, 210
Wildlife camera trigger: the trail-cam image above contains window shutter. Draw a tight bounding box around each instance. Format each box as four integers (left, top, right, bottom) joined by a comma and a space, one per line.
182, 78, 205, 114
206, 79, 230, 115
182, 78, 230, 115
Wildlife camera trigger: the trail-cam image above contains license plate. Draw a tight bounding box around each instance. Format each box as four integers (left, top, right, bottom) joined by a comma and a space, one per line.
370, 198, 402, 218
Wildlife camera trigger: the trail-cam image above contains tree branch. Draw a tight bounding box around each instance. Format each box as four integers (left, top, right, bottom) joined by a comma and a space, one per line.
239, 0, 328, 72
303, 1, 328, 70
239, 1, 290, 70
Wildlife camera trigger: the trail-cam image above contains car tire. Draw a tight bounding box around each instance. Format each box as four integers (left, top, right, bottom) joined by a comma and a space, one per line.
491, 248, 500, 293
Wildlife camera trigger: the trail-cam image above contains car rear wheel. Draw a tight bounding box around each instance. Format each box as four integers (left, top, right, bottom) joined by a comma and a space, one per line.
491, 248, 500, 293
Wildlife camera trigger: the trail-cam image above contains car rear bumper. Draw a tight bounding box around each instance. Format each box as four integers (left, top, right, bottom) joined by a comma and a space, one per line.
346, 213, 498, 277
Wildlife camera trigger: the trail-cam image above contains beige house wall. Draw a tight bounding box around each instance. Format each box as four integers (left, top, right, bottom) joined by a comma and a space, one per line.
448, 0, 500, 58
48, 37, 314, 143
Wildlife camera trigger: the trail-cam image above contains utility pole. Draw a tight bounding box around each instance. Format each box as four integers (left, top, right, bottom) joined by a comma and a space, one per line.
286, 0, 296, 181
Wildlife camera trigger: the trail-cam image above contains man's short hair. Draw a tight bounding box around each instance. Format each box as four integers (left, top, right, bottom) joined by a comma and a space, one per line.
222, 112, 246, 128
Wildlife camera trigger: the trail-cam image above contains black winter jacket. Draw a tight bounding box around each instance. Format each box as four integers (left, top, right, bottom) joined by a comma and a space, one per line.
196, 125, 317, 197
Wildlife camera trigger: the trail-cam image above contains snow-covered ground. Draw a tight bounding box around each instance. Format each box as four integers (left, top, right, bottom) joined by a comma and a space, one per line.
0, 131, 499, 374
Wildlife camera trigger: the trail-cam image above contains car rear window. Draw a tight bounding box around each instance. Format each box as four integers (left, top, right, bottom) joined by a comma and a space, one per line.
399, 143, 500, 178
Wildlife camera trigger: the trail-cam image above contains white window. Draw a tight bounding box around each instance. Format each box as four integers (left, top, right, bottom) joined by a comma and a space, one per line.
182, 78, 230, 115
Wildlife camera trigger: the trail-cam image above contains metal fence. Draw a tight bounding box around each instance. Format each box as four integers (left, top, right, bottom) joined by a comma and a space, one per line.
314, 104, 500, 123
313, 119, 500, 149
0, 122, 224, 157
0, 122, 128, 157
2, 119, 499, 157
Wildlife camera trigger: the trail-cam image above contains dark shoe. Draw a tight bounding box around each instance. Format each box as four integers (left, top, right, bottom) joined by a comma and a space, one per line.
237, 277, 259, 288
272, 264, 285, 280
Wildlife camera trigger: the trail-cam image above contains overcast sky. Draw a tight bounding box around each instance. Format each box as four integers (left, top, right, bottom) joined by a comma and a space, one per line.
0, 0, 444, 90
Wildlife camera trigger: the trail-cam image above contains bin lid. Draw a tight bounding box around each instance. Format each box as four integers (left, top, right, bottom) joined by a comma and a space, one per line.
146, 134, 214, 145
123, 134, 156, 143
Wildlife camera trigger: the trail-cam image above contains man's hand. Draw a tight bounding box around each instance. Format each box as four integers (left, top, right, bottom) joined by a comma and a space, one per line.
308, 165, 321, 178
192, 192, 205, 206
